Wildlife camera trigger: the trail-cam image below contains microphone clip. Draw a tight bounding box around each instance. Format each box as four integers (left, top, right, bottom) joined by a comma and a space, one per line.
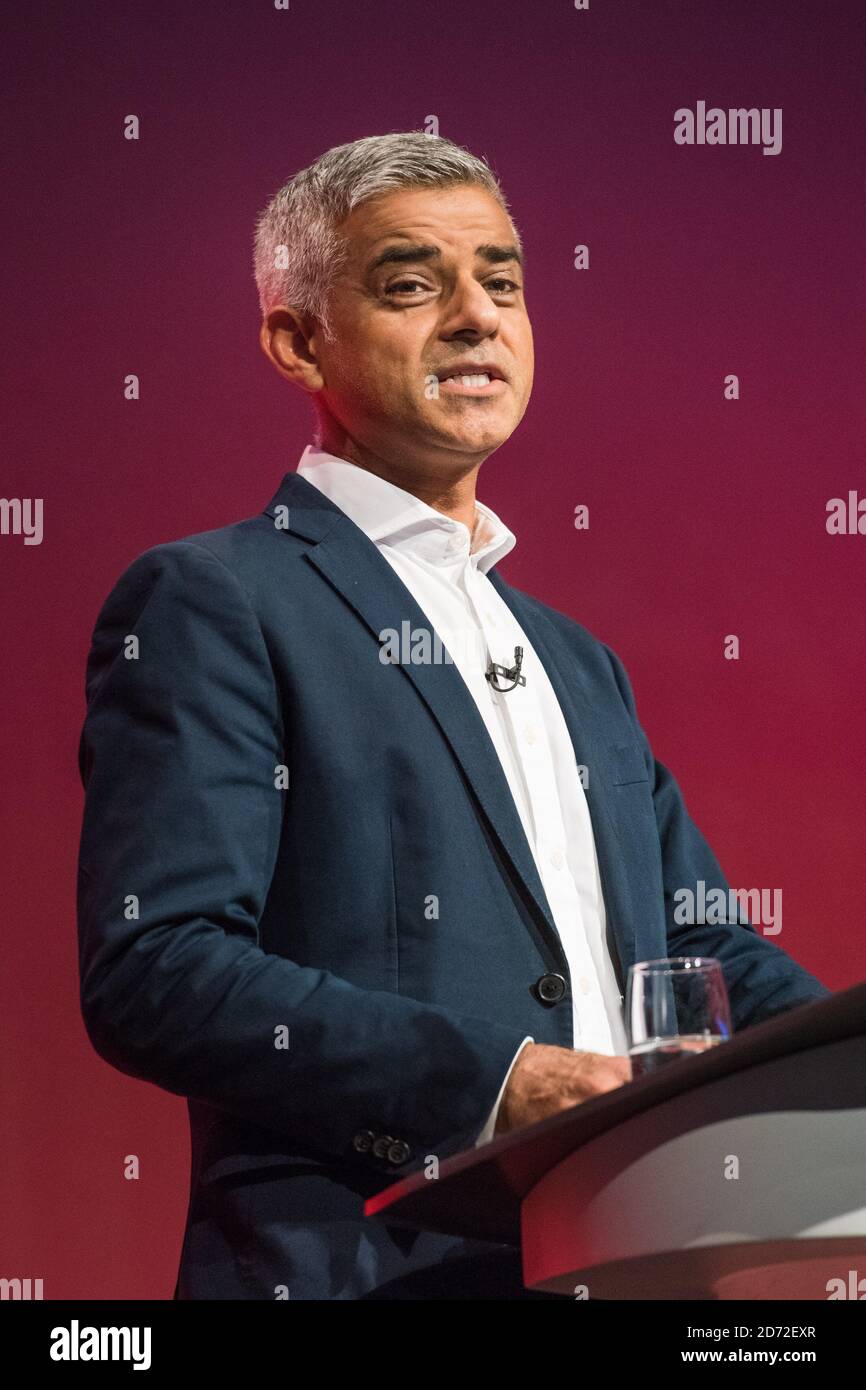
485, 645, 526, 693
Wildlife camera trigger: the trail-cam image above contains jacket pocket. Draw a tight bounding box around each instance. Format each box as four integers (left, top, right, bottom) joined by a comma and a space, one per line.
608, 741, 650, 785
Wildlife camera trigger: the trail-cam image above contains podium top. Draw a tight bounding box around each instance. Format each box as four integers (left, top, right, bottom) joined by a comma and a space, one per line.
365, 982, 864, 1244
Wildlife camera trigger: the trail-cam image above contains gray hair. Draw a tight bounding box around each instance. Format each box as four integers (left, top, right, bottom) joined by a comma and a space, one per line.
252, 131, 520, 341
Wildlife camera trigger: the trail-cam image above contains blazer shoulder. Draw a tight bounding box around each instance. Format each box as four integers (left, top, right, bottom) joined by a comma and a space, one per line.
82, 524, 283, 710
96, 510, 294, 617
158, 511, 289, 577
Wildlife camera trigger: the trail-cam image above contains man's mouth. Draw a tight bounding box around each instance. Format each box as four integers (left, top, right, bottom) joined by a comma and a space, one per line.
434, 365, 508, 396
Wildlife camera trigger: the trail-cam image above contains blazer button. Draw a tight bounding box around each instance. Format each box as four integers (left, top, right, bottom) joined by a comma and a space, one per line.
353, 1129, 376, 1154
372, 1134, 395, 1159
387, 1139, 411, 1166
536, 972, 568, 1004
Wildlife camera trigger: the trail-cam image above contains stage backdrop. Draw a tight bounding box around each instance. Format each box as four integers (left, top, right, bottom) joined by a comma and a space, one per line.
2, 0, 864, 1298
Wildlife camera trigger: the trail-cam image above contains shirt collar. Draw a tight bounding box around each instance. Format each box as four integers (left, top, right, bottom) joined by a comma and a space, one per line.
295, 444, 516, 572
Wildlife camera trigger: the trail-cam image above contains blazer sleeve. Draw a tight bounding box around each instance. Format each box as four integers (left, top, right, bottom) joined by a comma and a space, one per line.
76, 540, 530, 1170
600, 641, 831, 1028
474, 1036, 534, 1147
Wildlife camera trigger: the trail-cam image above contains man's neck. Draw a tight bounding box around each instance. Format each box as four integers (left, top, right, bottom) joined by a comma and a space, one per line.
317, 435, 482, 532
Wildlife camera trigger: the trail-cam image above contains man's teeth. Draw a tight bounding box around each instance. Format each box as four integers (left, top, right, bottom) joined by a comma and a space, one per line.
443, 373, 492, 387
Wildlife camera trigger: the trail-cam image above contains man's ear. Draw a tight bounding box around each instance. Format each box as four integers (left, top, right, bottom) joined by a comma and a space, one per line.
259, 306, 324, 393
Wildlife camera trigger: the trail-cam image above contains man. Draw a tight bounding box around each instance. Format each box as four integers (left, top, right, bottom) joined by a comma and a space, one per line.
77, 131, 829, 1301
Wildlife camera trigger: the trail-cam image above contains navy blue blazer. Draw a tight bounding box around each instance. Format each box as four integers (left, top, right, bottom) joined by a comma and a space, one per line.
76, 470, 829, 1299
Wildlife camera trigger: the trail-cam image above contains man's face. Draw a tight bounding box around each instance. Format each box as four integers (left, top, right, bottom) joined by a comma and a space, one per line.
309, 183, 534, 472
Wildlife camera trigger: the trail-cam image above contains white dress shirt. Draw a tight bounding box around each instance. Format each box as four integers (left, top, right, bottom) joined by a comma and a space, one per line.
296, 444, 628, 1146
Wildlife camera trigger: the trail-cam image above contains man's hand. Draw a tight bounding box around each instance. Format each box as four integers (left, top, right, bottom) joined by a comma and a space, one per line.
494, 1043, 632, 1136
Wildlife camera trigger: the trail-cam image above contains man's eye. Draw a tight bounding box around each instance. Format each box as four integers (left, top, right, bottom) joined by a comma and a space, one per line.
382, 276, 520, 297
384, 279, 429, 295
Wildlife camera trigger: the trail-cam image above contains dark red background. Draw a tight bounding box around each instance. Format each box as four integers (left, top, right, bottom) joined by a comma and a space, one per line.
3, 0, 864, 1297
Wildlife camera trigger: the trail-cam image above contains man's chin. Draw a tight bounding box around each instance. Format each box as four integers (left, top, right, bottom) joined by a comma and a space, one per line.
423, 411, 517, 456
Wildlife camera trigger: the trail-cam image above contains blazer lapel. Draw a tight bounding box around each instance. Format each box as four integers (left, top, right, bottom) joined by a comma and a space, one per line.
486, 569, 638, 982
263, 472, 567, 970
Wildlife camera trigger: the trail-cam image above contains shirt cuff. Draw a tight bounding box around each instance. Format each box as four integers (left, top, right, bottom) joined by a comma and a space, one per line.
474, 1036, 535, 1147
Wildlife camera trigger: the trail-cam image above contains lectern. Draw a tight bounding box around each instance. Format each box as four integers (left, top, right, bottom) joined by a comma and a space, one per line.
366, 984, 866, 1299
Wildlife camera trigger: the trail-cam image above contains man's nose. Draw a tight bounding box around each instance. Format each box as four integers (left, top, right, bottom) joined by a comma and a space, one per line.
441, 276, 500, 336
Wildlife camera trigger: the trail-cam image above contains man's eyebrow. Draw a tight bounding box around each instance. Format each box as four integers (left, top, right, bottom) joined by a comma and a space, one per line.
366, 241, 523, 273
476, 243, 523, 268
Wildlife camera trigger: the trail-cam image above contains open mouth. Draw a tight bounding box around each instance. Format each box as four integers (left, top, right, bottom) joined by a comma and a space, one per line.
435, 368, 507, 396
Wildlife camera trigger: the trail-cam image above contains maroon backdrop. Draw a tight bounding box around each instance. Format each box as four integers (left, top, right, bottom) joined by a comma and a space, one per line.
3, 0, 864, 1298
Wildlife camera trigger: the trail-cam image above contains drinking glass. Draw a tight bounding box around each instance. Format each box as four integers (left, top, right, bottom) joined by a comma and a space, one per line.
626, 956, 732, 1077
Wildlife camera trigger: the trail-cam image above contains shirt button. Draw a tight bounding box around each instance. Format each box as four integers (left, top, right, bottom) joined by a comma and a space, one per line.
524, 724, 538, 745
578, 976, 592, 995
550, 847, 565, 869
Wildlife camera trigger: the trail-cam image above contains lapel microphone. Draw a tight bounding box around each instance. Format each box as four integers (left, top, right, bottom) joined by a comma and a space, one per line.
485, 645, 526, 693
